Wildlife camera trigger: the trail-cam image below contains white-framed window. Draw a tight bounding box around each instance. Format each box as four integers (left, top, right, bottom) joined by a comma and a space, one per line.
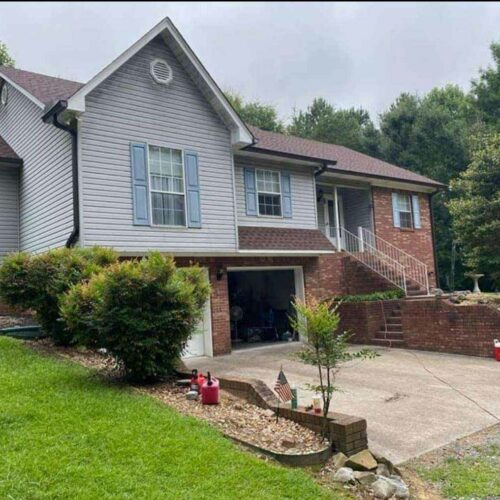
148, 145, 186, 226
393, 193, 413, 229
256, 169, 282, 216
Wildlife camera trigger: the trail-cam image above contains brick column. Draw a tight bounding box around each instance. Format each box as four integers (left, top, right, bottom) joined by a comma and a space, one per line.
208, 264, 231, 355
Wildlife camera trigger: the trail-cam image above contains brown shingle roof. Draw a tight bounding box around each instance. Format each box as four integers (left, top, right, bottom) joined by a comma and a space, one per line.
238, 226, 334, 252
248, 126, 443, 188
0, 66, 83, 108
0, 134, 20, 163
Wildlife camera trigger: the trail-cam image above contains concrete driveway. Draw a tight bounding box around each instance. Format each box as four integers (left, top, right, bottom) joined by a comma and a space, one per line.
185, 343, 500, 464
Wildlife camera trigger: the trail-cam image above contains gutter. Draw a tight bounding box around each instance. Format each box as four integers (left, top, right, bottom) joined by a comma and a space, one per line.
314, 162, 328, 177
42, 100, 79, 248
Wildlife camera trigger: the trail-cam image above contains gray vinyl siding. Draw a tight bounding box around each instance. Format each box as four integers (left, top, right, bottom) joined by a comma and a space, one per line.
0, 166, 19, 259
339, 187, 373, 233
79, 36, 237, 252
0, 85, 73, 253
234, 156, 317, 229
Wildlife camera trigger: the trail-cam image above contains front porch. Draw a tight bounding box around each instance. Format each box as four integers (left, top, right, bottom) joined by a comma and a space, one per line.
316, 182, 430, 296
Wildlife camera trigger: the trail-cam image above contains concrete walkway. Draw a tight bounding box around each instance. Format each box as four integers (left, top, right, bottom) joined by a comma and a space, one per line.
185, 343, 500, 463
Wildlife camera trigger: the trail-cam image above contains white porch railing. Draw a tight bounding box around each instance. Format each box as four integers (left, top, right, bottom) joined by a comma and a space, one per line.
329, 226, 408, 293
359, 227, 429, 295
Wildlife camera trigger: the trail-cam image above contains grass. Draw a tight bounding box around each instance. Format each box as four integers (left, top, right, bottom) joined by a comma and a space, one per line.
0, 337, 332, 499
416, 443, 500, 498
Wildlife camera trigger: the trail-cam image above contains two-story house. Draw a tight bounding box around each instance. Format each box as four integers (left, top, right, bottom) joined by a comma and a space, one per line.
0, 18, 443, 357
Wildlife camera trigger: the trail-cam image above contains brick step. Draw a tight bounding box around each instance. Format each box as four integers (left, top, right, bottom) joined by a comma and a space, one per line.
406, 289, 425, 297
371, 338, 407, 348
379, 324, 403, 332
386, 317, 402, 325
375, 331, 404, 340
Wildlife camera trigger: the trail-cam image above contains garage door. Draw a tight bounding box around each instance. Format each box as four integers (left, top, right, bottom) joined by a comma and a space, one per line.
183, 269, 212, 358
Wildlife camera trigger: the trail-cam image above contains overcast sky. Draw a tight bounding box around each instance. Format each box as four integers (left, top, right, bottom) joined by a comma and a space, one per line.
1, 2, 499, 123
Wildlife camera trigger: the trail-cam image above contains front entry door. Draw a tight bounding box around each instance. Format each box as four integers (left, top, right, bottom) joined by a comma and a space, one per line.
324, 194, 345, 249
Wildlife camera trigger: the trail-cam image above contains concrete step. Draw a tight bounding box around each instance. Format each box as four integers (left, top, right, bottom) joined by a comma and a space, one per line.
371, 338, 407, 348
375, 331, 404, 340
379, 325, 403, 333
386, 317, 402, 325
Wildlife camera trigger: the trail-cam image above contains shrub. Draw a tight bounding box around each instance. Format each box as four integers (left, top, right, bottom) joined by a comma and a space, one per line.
61, 252, 211, 382
336, 289, 405, 303
0, 247, 118, 345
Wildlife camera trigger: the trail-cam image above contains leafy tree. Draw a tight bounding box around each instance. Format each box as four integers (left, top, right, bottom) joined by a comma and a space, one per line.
290, 297, 376, 438
225, 91, 284, 132
471, 42, 500, 131
0, 41, 15, 67
448, 131, 500, 287
289, 98, 382, 157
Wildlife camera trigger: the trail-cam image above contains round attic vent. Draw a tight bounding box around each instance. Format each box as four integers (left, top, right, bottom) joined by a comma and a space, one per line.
150, 58, 173, 85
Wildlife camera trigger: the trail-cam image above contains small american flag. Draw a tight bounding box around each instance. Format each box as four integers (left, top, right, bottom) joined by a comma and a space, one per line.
274, 368, 293, 402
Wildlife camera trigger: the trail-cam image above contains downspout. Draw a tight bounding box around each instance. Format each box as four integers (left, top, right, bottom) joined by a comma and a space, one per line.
429, 191, 440, 289
42, 101, 79, 248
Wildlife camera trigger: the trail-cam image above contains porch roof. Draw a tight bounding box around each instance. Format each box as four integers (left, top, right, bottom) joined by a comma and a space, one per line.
238, 226, 334, 252
246, 126, 444, 189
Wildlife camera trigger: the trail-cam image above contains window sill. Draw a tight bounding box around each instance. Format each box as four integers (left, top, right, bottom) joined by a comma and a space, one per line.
398, 227, 415, 232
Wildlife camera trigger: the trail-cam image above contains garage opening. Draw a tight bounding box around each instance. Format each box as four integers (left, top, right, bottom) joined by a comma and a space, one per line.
228, 269, 300, 347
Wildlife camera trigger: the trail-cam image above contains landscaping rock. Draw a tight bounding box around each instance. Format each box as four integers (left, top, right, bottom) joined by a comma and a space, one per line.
353, 471, 377, 485
376, 463, 391, 477
280, 439, 297, 449
331, 452, 348, 469
387, 476, 410, 499
372, 452, 401, 475
345, 449, 378, 471
372, 477, 396, 499
333, 467, 355, 484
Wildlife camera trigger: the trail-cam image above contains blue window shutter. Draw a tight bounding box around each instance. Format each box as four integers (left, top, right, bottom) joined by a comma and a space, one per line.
184, 151, 202, 228
392, 192, 401, 228
244, 168, 257, 216
281, 172, 292, 218
130, 142, 150, 225
412, 194, 421, 229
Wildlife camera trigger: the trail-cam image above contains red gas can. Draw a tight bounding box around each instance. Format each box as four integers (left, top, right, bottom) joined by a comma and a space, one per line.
494, 339, 500, 361
201, 372, 220, 405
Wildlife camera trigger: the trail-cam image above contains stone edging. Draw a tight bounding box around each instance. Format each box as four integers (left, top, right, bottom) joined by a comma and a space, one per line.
178, 370, 368, 457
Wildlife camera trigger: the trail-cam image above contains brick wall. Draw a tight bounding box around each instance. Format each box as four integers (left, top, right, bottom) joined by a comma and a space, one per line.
339, 298, 500, 358
177, 254, 398, 355
372, 187, 437, 288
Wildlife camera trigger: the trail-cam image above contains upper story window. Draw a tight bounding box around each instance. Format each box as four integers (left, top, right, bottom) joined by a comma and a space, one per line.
392, 192, 421, 229
256, 169, 282, 216
149, 145, 185, 226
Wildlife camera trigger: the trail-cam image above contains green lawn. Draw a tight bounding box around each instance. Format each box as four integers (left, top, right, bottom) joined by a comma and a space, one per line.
0, 338, 330, 499
417, 443, 500, 498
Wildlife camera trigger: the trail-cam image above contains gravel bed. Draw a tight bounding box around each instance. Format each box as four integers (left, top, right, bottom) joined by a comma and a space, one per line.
26, 339, 327, 456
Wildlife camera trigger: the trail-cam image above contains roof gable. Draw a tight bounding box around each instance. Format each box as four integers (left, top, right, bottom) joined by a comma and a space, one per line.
65, 18, 253, 148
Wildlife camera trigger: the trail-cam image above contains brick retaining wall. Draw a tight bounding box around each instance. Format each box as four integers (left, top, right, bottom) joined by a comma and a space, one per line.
339, 298, 500, 357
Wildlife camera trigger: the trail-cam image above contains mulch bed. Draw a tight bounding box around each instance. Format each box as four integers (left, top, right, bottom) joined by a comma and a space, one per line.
27, 339, 327, 456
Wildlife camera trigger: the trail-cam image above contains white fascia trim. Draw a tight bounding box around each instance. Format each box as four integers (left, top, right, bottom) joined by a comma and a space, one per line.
0, 72, 44, 108
65, 18, 253, 148
237, 249, 334, 256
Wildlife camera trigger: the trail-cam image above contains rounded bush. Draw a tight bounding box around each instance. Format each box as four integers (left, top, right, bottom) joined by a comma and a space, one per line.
62, 252, 211, 382
0, 247, 118, 345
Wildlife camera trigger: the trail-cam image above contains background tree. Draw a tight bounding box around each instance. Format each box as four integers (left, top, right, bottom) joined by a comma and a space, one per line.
471, 42, 500, 131
288, 97, 382, 157
448, 131, 500, 288
0, 41, 15, 67
225, 91, 284, 132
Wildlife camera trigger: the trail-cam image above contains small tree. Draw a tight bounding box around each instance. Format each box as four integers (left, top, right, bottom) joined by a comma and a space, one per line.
290, 297, 376, 437
0, 41, 15, 67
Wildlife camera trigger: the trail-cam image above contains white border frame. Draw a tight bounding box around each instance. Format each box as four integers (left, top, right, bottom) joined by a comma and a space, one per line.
255, 167, 284, 219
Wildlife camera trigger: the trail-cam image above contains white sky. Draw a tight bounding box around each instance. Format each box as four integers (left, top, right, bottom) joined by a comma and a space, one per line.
1, 2, 499, 123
